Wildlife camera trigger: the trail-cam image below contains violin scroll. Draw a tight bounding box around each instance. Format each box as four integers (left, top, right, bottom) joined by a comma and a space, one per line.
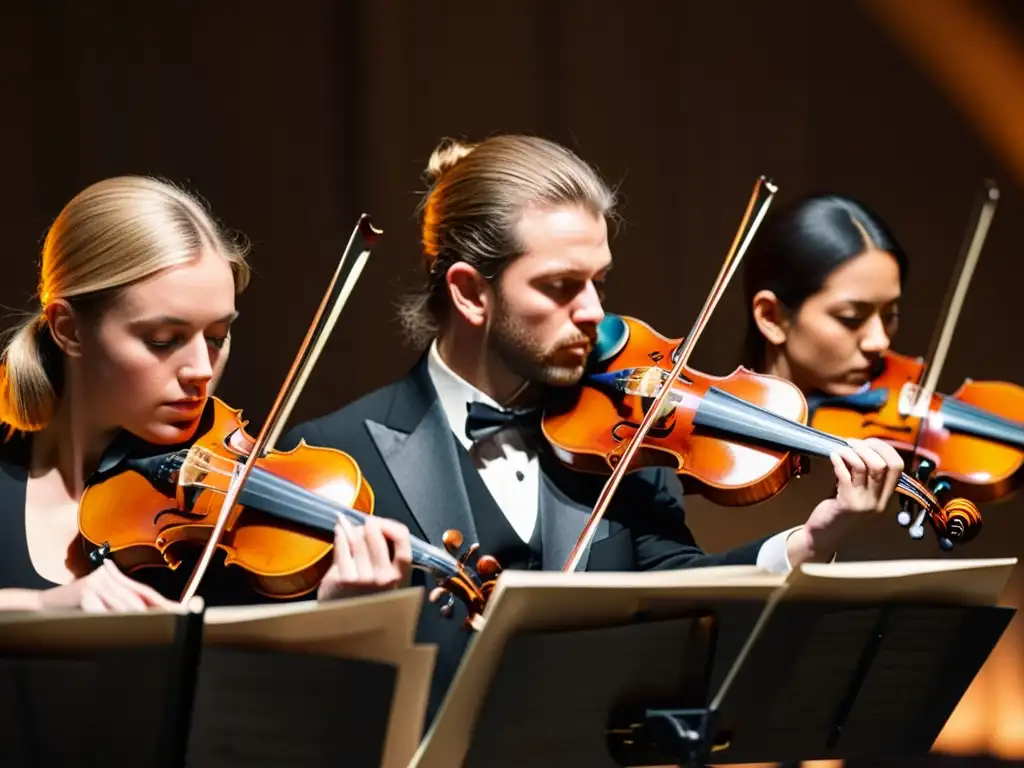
428, 528, 502, 631
897, 455, 983, 549
905, 494, 982, 551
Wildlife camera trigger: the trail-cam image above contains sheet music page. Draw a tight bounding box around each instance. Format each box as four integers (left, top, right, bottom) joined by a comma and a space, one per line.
789, 557, 1018, 604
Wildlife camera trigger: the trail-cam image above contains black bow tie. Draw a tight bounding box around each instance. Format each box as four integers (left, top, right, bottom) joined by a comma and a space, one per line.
464, 401, 542, 442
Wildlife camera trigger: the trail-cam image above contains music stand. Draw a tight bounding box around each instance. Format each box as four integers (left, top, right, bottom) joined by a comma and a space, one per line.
0, 599, 206, 768
185, 586, 435, 768
411, 558, 1017, 768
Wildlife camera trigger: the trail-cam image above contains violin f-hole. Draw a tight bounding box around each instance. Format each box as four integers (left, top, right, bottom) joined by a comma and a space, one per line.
611, 422, 633, 442
611, 419, 674, 442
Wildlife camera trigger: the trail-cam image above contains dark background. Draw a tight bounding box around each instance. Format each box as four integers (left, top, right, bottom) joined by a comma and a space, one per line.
3, 1, 1023, 764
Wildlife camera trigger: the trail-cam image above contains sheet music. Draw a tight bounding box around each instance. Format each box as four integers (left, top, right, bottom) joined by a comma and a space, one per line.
789, 557, 1017, 604
412, 557, 1018, 768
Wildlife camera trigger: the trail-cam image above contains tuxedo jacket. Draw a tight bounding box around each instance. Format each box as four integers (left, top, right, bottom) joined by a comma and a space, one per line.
278, 355, 771, 727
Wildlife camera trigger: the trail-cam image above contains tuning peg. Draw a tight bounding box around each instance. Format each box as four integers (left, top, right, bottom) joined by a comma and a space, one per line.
439, 594, 456, 618
442, 528, 484, 566
897, 496, 913, 527
476, 555, 502, 579
460, 543, 480, 566
428, 586, 458, 618
442, 530, 464, 557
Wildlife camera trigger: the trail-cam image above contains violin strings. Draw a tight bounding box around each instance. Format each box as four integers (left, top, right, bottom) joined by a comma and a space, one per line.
180, 452, 465, 577
691, 386, 942, 522
939, 398, 1024, 449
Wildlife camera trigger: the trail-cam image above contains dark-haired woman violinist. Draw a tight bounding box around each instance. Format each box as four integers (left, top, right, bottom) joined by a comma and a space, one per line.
741, 193, 905, 401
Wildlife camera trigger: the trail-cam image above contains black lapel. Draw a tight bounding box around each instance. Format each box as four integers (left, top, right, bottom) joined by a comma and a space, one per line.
537, 452, 610, 572
363, 356, 479, 550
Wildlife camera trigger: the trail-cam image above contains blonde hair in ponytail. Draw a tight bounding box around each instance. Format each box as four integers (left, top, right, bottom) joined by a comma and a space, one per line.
0, 175, 250, 434
0, 310, 56, 432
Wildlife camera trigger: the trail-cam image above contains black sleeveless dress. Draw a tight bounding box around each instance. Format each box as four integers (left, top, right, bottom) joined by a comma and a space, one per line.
0, 432, 56, 590
0, 427, 308, 607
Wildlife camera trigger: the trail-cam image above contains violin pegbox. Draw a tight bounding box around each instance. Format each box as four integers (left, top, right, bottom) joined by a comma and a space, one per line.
426, 529, 502, 629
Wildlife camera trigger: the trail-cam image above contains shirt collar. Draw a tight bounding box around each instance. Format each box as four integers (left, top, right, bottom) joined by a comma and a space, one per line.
426, 339, 502, 450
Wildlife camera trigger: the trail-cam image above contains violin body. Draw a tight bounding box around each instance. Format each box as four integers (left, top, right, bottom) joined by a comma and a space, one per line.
543, 314, 811, 506
79, 396, 373, 599
79, 395, 498, 621
809, 350, 1024, 503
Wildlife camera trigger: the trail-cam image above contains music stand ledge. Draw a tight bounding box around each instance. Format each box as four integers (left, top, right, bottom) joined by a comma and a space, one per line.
411, 558, 1018, 768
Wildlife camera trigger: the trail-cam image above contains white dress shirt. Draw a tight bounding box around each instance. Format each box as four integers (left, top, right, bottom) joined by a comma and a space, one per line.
425, 341, 800, 573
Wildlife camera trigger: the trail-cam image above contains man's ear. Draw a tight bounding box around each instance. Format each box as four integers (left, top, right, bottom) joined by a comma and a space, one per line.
751, 289, 790, 347
44, 300, 84, 358
445, 263, 492, 327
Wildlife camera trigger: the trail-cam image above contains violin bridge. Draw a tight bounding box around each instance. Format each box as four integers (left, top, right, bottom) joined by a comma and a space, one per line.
179, 446, 212, 487
180, 445, 235, 492
628, 368, 678, 427
898, 383, 932, 420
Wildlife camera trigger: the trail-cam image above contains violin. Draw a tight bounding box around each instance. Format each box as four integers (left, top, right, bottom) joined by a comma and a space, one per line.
542, 176, 982, 572
78, 395, 498, 626
803, 182, 1020, 516
542, 314, 981, 553
809, 349, 1024, 505
77, 215, 500, 629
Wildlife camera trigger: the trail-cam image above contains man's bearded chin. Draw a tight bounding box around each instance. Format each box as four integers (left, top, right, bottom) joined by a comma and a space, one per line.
490, 309, 591, 388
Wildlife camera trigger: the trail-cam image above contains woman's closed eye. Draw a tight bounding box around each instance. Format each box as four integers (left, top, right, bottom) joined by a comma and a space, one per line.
834, 314, 867, 330
146, 333, 229, 351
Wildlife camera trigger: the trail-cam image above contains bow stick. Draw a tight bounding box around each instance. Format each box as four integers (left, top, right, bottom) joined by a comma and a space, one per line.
562, 176, 778, 573
179, 214, 382, 603
901, 180, 999, 537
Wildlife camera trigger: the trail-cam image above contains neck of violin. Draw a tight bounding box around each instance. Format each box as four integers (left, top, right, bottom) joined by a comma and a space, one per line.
691, 387, 950, 519
692, 386, 847, 460
939, 398, 1024, 450
226, 464, 460, 576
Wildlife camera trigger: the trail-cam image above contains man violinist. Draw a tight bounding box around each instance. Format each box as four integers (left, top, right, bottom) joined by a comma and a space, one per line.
278, 134, 905, 725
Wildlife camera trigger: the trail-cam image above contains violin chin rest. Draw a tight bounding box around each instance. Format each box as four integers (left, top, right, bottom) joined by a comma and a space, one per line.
590, 313, 630, 364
